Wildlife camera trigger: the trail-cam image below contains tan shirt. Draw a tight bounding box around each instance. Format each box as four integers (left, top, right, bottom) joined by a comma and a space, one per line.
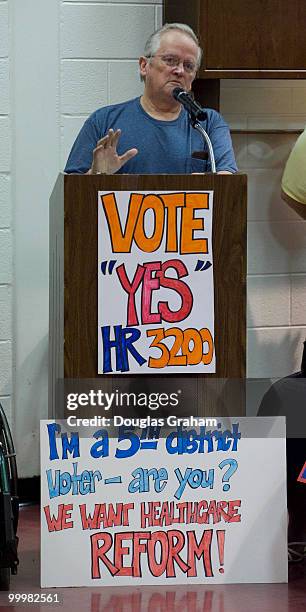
282, 129, 306, 206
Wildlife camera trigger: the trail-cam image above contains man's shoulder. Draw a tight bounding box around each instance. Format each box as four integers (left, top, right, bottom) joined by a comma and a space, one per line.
89, 97, 139, 123
204, 108, 228, 128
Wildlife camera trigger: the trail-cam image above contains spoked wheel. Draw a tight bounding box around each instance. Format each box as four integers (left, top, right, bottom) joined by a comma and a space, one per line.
0, 403, 19, 589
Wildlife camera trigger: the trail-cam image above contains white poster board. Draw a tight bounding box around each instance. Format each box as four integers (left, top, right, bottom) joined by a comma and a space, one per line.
97, 190, 215, 374
41, 417, 287, 587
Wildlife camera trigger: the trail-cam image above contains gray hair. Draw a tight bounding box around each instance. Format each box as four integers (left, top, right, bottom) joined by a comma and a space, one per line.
140, 23, 202, 81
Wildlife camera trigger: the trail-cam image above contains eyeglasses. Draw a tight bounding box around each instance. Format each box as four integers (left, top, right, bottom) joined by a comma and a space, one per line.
148, 54, 197, 74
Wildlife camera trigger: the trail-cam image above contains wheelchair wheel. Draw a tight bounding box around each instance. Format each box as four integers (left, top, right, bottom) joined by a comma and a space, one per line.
0, 406, 18, 533
0, 404, 19, 588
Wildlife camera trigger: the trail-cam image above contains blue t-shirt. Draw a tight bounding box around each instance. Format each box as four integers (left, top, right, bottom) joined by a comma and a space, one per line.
65, 97, 237, 174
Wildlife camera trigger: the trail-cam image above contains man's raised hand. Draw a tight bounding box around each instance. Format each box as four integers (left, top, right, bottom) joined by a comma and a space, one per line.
89, 128, 138, 174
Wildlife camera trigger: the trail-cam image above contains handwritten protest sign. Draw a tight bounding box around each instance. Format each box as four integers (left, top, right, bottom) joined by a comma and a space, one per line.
41, 417, 287, 586
98, 191, 215, 374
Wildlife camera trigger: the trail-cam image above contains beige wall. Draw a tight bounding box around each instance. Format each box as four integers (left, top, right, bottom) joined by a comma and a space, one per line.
221, 80, 306, 377
0, 0, 12, 426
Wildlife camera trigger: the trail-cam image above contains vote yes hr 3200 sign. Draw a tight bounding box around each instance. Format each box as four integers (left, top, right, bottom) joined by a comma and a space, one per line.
98, 190, 215, 374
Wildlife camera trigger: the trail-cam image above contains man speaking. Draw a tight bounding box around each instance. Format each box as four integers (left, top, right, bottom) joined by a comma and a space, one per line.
65, 23, 237, 175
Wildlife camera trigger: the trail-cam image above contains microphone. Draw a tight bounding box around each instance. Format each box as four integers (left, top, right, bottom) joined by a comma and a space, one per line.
172, 87, 207, 122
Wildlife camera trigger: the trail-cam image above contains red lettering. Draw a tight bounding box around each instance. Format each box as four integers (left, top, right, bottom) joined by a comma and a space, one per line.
147, 531, 168, 577
91, 532, 117, 578
43, 504, 73, 532
132, 532, 151, 577
116, 264, 145, 326
166, 530, 189, 577
141, 262, 162, 324
158, 260, 193, 323
187, 530, 213, 577
114, 532, 133, 576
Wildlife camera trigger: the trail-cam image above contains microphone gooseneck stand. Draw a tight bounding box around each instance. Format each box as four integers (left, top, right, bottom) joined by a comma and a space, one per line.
172, 87, 216, 174
192, 119, 216, 174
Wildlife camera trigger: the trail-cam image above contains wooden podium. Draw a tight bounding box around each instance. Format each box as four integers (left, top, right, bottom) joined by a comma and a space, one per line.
49, 173, 247, 416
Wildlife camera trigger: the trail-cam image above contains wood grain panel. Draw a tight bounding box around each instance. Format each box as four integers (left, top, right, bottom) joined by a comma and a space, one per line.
62, 174, 246, 380
164, 0, 306, 78
162, 0, 201, 33
49, 174, 64, 417
203, 0, 306, 71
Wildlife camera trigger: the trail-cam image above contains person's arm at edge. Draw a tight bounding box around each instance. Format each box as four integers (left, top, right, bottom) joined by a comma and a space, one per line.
281, 189, 306, 220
